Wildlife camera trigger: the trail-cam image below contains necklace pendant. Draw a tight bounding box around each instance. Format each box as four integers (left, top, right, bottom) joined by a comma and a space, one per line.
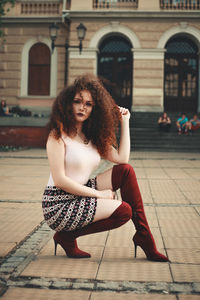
84, 139, 89, 144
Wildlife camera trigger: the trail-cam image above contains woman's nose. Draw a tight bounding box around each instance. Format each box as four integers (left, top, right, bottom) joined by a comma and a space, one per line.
79, 103, 85, 110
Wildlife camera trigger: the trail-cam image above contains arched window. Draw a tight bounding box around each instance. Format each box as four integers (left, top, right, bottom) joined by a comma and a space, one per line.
98, 35, 133, 110
164, 36, 198, 112
28, 43, 50, 96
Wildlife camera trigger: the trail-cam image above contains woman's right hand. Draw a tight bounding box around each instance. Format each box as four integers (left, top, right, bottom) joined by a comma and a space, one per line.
96, 189, 115, 199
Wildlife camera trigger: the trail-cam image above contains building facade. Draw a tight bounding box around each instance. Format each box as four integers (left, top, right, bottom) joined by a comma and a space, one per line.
1, 0, 200, 114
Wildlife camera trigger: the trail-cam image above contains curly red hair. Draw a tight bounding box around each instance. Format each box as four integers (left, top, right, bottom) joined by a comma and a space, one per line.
47, 74, 121, 157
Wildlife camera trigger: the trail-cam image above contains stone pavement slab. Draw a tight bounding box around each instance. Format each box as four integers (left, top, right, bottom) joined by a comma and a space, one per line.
167, 249, 200, 264
1, 287, 181, 300
183, 191, 200, 204
0, 203, 43, 257
138, 179, 153, 203
90, 292, 177, 300
0, 149, 200, 298
145, 168, 169, 179
171, 264, 200, 282
0, 156, 49, 202
0, 288, 91, 300
164, 168, 191, 179
149, 180, 188, 204
97, 261, 172, 282
178, 296, 200, 300
21, 256, 100, 279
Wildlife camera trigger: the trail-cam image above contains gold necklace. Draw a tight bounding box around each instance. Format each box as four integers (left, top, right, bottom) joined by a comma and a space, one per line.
77, 132, 89, 144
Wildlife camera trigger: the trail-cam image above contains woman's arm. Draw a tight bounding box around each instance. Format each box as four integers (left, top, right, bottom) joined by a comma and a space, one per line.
47, 134, 113, 199
105, 107, 130, 164
167, 117, 171, 123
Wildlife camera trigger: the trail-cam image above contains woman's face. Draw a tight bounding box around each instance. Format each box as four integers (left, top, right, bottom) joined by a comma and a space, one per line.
72, 90, 94, 123
163, 112, 167, 118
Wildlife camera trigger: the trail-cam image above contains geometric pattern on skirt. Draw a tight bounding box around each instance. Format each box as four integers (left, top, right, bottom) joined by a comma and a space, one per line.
42, 178, 97, 232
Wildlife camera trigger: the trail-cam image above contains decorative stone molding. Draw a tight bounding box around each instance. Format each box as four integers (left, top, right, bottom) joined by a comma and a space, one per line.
134, 88, 163, 96
68, 47, 98, 59
132, 105, 163, 112
179, 22, 188, 30
89, 23, 141, 49
133, 48, 166, 60
20, 2, 61, 15
157, 25, 200, 49
110, 21, 120, 29
20, 37, 57, 98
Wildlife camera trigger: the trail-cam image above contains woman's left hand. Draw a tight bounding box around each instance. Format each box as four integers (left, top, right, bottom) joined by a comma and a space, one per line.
118, 106, 130, 121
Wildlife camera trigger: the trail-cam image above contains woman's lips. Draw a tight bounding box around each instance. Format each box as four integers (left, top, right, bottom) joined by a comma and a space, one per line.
77, 113, 85, 117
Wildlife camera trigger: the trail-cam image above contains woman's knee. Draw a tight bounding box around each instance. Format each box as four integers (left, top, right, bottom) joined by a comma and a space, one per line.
112, 163, 136, 191
113, 163, 135, 178
120, 201, 132, 220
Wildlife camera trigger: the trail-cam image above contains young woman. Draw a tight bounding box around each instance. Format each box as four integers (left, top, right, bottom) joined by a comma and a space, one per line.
42, 74, 169, 262
158, 112, 171, 132
0, 99, 11, 116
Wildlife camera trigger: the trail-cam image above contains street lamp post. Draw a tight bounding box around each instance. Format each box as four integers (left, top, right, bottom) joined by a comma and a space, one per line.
49, 23, 87, 84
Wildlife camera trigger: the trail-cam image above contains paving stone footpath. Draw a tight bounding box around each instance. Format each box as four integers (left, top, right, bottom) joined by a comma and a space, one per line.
0, 149, 200, 300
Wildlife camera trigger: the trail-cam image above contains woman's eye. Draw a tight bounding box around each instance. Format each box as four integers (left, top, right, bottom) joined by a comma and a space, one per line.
73, 99, 81, 104
86, 102, 93, 107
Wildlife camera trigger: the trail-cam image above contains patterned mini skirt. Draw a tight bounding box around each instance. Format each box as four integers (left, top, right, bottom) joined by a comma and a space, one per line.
42, 178, 97, 232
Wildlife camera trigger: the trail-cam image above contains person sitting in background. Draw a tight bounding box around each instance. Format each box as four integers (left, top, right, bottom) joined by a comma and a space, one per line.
158, 112, 171, 132
176, 113, 189, 135
188, 114, 200, 134
0, 100, 12, 117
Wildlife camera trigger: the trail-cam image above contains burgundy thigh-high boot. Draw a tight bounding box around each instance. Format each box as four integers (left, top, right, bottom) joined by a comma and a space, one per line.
112, 164, 169, 262
53, 201, 132, 258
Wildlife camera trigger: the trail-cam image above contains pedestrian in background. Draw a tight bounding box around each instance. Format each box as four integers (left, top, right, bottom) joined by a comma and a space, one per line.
176, 113, 189, 135
0, 99, 12, 117
42, 74, 168, 262
188, 114, 200, 134
158, 112, 171, 132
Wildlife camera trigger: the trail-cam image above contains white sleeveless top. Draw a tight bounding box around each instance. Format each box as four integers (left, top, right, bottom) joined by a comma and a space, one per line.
47, 136, 101, 186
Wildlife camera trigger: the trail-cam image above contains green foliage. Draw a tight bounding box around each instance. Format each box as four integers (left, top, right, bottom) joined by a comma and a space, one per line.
0, 0, 15, 17
0, 0, 16, 39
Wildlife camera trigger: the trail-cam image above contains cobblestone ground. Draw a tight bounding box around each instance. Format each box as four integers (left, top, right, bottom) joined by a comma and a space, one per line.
0, 149, 200, 300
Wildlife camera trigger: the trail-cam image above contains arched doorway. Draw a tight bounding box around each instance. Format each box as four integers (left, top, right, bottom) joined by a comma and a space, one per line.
164, 36, 199, 112
98, 35, 133, 110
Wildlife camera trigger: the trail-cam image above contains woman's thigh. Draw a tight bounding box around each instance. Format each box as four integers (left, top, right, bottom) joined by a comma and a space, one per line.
96, 168, 113, 190
93, 198, 121, 222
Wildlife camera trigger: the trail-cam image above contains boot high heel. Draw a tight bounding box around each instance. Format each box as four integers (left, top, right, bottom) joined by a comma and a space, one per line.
53, 232, 91, 258
54, 239, 58, 256
133, 231, 169, 262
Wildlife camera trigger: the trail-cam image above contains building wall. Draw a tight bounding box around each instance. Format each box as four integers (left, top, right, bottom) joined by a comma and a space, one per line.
68, 18, 200, 111
1, 0, 200, 113
0, 22, 67, 113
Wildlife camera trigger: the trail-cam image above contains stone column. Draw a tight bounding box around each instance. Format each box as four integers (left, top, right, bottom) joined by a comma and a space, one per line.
132, 48, 166, 112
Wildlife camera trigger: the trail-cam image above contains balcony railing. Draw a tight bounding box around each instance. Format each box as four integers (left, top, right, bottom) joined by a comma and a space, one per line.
21, 2, 61, 14
160, 0, 200, 9
93, 0, 138, 9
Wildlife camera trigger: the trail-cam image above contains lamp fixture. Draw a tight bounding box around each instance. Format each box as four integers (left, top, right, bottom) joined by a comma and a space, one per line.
49, 22, 87, 54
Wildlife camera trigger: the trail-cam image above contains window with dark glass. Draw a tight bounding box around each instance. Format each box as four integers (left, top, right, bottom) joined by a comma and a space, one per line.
28, 43, 50, 96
